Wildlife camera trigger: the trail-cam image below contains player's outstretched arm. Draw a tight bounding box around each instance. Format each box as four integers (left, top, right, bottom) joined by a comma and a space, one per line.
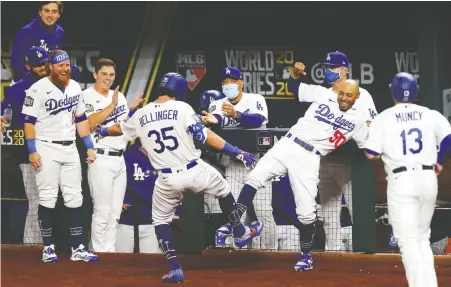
287, 62, 328, 102
24, 123, 42, 168
87, 86, 120, 132
188, 122, 257, 169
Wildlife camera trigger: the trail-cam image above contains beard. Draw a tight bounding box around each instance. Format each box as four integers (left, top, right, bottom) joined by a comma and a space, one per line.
49, 70, 71, 88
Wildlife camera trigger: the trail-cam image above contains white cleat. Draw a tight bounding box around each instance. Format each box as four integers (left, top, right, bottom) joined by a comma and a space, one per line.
42, 244, 58, 263
70, 244, 99, 262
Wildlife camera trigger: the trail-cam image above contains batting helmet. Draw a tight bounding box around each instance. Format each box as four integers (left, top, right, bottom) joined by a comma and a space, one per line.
159, 72, 188, 102
390, 72, 418, 103
199, 90, 225, 112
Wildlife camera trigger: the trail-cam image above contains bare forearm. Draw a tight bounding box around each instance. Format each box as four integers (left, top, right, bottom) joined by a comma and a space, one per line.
76, 120, 92, 138
108, 122, 124, 136
88, 104, 116, 132
24, 123, 36, 139
205, 129, 226, 150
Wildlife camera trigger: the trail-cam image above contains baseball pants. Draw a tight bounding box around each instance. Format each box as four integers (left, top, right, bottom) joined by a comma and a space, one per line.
34, 140, 83, 209
152, 158, 229, 225
20, 163, 42, 244
318, 155, 353, 251
387, 168, 438, 287
277, 225, 300, 251
246, 137, 320, 225
115, 224, 162, 253
88, 152, 127, 252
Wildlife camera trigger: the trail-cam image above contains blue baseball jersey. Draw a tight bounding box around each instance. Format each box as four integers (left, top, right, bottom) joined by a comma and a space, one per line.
11, 17, 65, 81
1, 73, 41, 163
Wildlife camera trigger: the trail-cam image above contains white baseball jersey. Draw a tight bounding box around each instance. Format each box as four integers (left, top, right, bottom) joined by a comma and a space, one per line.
208, 92, 268, 128
22, 77, 86, 141
120, 100, 201, 170
365, 104, 451, 173
290, 83, 368, 155
83, 87, 129, 151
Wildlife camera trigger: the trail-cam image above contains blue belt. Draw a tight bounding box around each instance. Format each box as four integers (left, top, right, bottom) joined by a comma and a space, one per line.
286, 133, 321, 156
161, 160, 198, 174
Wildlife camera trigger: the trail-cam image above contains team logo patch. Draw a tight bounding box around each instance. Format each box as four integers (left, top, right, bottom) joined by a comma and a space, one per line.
85, 103, 94, 113
24, 96, 34, 107
176, 51, 206, 91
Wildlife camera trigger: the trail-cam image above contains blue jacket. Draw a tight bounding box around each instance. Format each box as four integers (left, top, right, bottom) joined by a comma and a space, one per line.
11, 17, 65, 81
1, 73, 41, 163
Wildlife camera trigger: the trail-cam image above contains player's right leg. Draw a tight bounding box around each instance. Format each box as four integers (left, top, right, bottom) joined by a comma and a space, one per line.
87, 155, 116, 252
20, 163, 42, 244
138, 224, 163, 253
34, 141, 62, 263
115, 224, 135, 253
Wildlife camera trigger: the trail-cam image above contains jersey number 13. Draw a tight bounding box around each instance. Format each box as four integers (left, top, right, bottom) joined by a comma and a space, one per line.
400, 128, 423, 155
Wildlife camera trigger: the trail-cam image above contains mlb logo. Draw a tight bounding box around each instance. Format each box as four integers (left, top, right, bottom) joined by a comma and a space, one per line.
258, 137, 271, 146
256, 131, 273, 152
176, 51, 206, 91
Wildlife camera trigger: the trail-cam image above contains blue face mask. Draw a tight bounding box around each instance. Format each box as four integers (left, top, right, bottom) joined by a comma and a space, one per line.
324, 68, 342, 84
222, 83, 240, 100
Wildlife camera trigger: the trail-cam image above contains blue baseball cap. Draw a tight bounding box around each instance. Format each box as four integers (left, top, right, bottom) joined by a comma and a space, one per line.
221, 66, 243, 80
25, 46, 48, 67
322, 51, 349, 67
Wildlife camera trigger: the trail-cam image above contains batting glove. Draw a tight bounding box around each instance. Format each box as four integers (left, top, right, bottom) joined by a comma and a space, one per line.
94, 124, 109, 142
236, 151, 257, 169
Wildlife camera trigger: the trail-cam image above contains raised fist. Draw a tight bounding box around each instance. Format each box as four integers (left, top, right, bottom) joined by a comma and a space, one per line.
291, 62, 307, 79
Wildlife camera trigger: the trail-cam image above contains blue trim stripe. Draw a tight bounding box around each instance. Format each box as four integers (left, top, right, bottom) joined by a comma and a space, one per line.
365, 148, 380, 156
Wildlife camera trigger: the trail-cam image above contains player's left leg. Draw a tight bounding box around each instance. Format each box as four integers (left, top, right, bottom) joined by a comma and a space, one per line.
105, 159, 127, 252
115, 224, 135, 253
60, 144, 98, 262
285, 148, 320, 271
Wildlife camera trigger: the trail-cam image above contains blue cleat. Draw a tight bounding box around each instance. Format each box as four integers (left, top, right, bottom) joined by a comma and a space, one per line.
215, 223, 232, 246
161, 268, 185, 283
294, 252, 313, 271
234, 220, 264, 248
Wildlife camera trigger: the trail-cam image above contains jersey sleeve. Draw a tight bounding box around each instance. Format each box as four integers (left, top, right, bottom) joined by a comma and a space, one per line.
298, 83, 332, 103
183, 105, 201, 130
360, 90, 378, 122
120, 114, 139, 141
22, 86, 40, 119
253, 95, 269, 121
75, 84, 86, 116
351, 121, 369, 149
82, 90, 95, 116
432, 110, 451, 144
208, 100, 223, 116
364, 116, 384, 154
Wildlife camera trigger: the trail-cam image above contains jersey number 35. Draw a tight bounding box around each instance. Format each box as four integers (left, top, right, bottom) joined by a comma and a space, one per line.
148, 126, 179, 154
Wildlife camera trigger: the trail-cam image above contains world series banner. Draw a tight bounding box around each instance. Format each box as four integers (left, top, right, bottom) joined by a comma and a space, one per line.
224, 48, 295, 100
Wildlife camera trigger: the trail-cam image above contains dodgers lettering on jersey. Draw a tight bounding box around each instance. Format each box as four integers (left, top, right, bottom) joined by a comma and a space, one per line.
22, 78, 86, 141
83, 87, 129, 151
365, 104, 451, 174
208, 92, 268, 128
289, 83, 368, 155
120, 101, 201, 170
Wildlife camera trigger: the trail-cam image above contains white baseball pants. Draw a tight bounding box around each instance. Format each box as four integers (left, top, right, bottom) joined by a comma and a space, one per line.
115, 224, 162, 253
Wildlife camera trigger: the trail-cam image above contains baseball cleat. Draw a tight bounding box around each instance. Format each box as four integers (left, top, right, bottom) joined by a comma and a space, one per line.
294, 252, 313, 271
234, 220, 264, 248
161, 268, 185, 283
70, 244, 99, 262
42, 244, 58, 263
215, 223, 232, 246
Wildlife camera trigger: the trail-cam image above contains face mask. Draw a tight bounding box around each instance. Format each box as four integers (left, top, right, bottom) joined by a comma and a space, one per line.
324, 68, 342, 84
222, 83, 240, 100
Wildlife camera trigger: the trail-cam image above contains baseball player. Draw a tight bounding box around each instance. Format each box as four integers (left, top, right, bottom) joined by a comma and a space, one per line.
364, 72, 451, 287
236, 61, 370, 271
83, 58, 143, 252
115, 140, 161, 253
1, 47, 48, 244
22, 49, 98, 263
317, 51, 378, 252
201, 67, 277, 250
94, 72, 261, 283
11, 1, 65, 82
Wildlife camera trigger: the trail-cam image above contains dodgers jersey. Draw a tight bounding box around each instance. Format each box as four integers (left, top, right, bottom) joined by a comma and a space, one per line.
83, 87, 129, 151
120, 100, 201, 170
22, 77, 86, 141
365, 104, 451, 174
290, 83, 368, 155
208, 92, 268, 128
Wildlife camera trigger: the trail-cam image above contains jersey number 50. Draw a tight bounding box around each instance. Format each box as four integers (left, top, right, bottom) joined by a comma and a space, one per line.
148, 126, 179, 154
400, 128, 423, 155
